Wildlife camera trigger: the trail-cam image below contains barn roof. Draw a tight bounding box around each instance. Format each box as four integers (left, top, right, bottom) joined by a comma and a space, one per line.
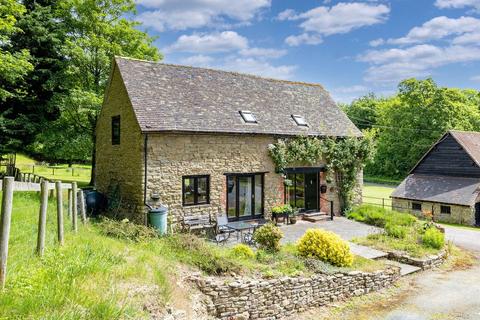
391, 174, 480, 206
410, 130, 480, 174
113, 56, 361, 137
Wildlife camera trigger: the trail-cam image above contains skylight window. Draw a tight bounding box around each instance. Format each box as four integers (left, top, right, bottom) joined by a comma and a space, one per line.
292, 115, 308, 126
239, 110, 257, 123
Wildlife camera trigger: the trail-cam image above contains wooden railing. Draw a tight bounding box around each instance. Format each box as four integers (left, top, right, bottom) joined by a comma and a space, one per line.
0, 177, 87, 289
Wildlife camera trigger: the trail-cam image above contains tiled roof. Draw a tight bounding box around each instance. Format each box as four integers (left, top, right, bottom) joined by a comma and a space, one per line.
391, 174, 480, 206
114, 56, 361, 137
449, 130, 480, 166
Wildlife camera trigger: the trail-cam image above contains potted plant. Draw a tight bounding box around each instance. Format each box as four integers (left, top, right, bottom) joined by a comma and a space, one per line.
288, 207, 298, 224
271, 204, 293, 224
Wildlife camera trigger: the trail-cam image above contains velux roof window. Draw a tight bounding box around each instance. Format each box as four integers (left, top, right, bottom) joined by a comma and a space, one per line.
292, 114, 308, 127
239, 110, 257, 123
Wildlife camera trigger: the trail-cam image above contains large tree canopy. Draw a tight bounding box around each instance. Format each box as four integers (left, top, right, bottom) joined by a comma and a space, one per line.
23, 0, 161, 181
343, 78, 480, 179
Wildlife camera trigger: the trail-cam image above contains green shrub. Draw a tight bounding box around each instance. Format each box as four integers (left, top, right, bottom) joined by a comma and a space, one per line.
167, 234, 242, 275
271, 204, 293, 215
388, 212, 416, 226
96, 218, 159, 242
385, 223, 407, 239
230, 244, 255, 259
253, 223, 283, 252
348, 205, 416, 228
422, 228, 445, 249
297, 229, 353, 267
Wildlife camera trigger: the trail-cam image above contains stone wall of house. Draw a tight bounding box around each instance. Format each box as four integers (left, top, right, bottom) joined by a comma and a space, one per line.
145, 133, 364, 223
145, 133, 285, 223
391, 198, 475, 226
95, 64, 145, 222
190, 266, 400, 320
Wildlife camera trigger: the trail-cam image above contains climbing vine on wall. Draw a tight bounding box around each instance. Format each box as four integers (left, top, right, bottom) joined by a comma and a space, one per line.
268, 135, 374, 212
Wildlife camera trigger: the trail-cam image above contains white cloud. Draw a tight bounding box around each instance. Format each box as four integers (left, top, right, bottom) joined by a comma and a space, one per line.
334, 85, 369, 94
137, 0, 271, 31
282, 2, 390, 46
359, 44, 480, 83
277, 9, 297, 21
221, 57, 297, 79
435, 0, 480, 10
239, 47, 287, 58
369, 38, 385, 47
165, 31, 248, 53
180, 55, 214, 66
285, 33, 323, 46
472, 75, 480, 82
386, 16, 480, 45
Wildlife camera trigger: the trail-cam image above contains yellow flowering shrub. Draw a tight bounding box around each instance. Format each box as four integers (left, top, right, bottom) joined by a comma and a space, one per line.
297, 229, 354, 267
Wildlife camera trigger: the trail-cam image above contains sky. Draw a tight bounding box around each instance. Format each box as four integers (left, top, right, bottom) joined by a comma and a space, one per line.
133, 0, 480, 103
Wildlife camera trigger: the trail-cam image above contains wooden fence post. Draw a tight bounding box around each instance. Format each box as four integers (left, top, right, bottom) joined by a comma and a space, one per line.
72, 182, 78, 233
67, 189, 72, 219
36, 180, 48, 257
56, 181, 64, 246
0, 177, 14, 289
79, 190, 87, 224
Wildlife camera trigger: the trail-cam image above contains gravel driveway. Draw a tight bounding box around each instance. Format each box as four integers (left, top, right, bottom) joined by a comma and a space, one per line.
377, 225, 480, 320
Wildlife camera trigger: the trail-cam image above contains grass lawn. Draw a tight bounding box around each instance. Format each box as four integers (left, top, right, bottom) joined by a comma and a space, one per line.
362, 183, 396, 207
0, 192, 387, 319
12, 154, 92, 187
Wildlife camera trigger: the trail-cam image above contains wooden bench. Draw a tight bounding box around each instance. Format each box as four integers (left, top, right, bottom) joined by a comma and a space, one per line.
181, 213, 216, 232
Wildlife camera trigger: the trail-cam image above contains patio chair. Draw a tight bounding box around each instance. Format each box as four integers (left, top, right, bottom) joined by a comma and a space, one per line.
214, 215, 235, 245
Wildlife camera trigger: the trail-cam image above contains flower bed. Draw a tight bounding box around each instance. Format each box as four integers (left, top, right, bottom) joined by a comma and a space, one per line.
348, 205, 446, 258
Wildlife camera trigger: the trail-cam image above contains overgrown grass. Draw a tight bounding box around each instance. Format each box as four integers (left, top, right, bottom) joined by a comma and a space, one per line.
349, 205, 444, 257
0, 192, 173, 319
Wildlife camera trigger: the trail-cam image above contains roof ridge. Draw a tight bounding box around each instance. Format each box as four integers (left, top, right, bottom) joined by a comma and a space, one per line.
449, 129, 480, 134
114, 55, 325, 89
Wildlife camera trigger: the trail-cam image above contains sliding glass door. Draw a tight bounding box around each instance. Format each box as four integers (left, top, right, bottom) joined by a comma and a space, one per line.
227, 173, 264, 221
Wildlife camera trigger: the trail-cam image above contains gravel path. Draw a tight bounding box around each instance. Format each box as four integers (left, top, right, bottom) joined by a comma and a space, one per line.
375, 225, 480, 320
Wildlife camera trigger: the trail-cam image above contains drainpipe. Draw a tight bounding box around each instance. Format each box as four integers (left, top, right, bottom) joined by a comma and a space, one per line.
144, 134, 152, 218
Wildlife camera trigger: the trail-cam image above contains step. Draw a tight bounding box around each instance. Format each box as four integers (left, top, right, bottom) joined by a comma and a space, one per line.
349, 243, 388, 260
302, 212, 329, 222
387, 261, 422, 276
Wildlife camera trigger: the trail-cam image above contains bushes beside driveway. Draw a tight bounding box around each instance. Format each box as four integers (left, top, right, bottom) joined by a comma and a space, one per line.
348, 205, 446, 258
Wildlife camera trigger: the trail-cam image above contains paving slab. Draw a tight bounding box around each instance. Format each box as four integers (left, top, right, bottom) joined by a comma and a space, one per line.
349, 242, 388, 259
386, 260, 422, 276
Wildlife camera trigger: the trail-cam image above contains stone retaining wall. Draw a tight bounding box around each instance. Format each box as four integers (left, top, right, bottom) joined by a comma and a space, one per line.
387, 250, 447, 270
190, 266, 400, 320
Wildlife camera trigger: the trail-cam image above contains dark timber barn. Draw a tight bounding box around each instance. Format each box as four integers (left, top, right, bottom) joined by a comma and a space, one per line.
392, 130, 480, 226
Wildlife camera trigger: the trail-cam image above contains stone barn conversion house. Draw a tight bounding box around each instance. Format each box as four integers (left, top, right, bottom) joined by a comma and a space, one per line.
392, 130, 480, 226
95, 56, 362, 225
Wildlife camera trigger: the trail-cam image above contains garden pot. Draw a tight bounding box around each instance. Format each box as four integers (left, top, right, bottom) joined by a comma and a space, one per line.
289, 217, 297, 224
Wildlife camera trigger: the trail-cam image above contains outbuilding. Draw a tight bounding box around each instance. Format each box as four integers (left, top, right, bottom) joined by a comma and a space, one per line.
392, 130, 480, 226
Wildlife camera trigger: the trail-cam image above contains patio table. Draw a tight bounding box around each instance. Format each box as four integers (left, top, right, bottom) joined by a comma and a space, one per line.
226, 219, 267, 243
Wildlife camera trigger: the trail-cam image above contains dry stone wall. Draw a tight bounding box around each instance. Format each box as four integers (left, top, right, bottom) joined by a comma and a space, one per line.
190, 266, 400, 320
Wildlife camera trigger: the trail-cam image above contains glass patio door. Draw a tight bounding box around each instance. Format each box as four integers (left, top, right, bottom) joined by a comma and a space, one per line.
227, 174, 264, 221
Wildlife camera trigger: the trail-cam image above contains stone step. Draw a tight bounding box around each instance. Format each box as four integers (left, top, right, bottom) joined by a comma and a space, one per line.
302, 212, 329, 222
349, 243, 388, 260
387, 260, 422, 276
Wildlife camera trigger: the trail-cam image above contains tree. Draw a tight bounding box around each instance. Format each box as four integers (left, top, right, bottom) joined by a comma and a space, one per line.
369, 78, 480, 178
45, 0, 161, 183
341, 93, 381, 130
1, 0, 67, 154
0, 0, 33, 153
